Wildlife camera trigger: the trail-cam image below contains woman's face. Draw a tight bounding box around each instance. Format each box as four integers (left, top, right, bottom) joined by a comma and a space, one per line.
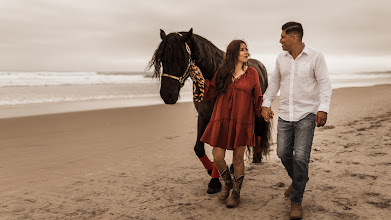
237, 43, 249, 63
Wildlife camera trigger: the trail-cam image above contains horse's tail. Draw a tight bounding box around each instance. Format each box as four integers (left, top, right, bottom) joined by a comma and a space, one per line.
248, 58, 272, 162
255, 115, 272, 156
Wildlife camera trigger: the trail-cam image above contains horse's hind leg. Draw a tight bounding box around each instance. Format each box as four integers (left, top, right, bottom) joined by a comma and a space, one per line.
194, 115, 221, 194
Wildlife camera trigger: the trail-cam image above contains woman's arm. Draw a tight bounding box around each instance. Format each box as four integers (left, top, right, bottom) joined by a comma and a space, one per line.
251, 68, 263, 117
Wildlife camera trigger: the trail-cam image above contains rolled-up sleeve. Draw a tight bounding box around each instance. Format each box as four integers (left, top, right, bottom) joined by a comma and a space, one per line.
314, 52, 332, 113
262, 57, 281, 108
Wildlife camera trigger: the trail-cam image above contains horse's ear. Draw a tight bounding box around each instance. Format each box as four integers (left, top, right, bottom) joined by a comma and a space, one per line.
160, 29, 166, 40
183, 28, 193, 42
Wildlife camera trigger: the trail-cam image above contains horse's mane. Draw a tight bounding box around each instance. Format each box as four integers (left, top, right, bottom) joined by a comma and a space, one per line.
190, 34, 224, 80
147, 32, 224, 81
147, 34, 178, 79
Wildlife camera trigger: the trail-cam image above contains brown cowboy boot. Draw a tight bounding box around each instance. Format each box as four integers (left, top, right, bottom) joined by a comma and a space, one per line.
226, 175, 244, 208
290, 203, 303, 219
218, 166, 233, 201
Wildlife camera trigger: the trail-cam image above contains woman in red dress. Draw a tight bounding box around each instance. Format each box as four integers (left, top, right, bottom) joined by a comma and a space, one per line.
191, 40, 263, 207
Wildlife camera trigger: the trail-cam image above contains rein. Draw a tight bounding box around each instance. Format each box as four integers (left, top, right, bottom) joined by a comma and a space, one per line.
161, 33, 192, 84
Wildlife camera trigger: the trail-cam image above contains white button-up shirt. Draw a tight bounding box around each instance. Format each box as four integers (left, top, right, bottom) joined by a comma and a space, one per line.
262, 45, 332, 122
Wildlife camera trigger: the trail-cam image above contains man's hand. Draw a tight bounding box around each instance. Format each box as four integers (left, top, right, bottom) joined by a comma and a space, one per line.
261, 107, 274, 122
316, 111, 328, 127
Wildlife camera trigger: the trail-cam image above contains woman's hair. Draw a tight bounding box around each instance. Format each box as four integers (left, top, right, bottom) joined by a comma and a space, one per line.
215, 40, 247, 95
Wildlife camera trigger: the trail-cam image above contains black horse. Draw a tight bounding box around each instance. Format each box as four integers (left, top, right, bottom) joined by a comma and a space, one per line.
148, 28, 271, 194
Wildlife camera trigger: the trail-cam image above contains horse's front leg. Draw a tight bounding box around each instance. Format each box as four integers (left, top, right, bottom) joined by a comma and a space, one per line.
194, 107, 221, 194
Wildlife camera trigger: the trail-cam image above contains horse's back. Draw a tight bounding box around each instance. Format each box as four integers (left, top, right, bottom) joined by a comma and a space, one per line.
248, 59, 268, 93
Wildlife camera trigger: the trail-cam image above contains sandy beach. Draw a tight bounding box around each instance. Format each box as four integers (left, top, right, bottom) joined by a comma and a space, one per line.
1, 85, 391, 219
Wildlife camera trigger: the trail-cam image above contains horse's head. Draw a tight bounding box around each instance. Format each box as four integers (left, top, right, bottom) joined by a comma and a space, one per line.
148, 28, 193, 104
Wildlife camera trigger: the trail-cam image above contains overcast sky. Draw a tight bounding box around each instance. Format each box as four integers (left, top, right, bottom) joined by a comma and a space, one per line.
0, 0, 390, 72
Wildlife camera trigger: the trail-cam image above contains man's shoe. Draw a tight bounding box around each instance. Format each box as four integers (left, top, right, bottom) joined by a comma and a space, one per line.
284, 184, 292, 197
290, 203, 303, 219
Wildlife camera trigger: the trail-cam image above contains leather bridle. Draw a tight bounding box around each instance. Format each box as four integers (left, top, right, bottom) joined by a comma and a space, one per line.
161, 33, 192, 84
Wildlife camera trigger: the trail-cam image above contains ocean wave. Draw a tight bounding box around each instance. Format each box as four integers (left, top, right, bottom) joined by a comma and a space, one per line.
0, 93, 161, 106
329, 73, 391, 80
0, 72, 155, 87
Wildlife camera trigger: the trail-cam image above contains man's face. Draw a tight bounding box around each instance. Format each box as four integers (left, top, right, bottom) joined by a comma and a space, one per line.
279, 30, 294, 51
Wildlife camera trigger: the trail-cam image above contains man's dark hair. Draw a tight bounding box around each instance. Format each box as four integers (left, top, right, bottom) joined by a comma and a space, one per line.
282, 22, 303, 40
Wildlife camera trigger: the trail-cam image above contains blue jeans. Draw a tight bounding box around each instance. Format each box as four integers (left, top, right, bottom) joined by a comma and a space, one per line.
277, 113, 316, 204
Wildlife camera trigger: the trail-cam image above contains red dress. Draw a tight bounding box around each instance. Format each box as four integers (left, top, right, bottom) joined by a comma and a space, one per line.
200, 67, 263, 150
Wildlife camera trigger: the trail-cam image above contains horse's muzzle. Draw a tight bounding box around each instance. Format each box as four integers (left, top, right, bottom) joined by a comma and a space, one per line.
160, 91, 178, 105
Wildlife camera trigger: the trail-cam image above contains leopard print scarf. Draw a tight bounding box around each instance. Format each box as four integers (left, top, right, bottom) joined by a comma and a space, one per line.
189, 62, 205, 102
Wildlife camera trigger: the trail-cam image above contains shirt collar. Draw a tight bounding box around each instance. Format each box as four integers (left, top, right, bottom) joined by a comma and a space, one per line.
302, 43, 309, 55
284, 43, 308, 57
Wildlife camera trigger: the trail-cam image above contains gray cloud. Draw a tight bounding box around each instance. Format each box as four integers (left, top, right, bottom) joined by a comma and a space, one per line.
0, 0, 390, 71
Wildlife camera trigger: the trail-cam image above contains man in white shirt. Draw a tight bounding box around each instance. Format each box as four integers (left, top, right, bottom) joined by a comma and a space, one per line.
261, 22, 332, 219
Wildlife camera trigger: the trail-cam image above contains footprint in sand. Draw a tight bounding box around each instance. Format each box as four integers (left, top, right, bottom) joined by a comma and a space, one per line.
349, 173, 378, 180
365, 192, 391, 209
357, 127, 367, 131
363, 116, 375, 121
382, 136, 391, 145
332, 199, 354, 211
165, 136, 179, 140
319, 185, 335, 191
369, 124, 382, 129
368, 152, 388, 157
332, 212, 359, 219
377, 162, 391, 166
367, 199, 391, 209
119, 172, 128, 177
343, 142, 359, 149
275, 182, 286, 188
24, 198, 37, 203
346, 120, 360, 126
320, 125, 336, 130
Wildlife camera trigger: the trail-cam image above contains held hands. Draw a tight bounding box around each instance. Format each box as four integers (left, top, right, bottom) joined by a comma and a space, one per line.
261, 108, 327, 125
316, 111, 328, 127
261, 107, 274, 122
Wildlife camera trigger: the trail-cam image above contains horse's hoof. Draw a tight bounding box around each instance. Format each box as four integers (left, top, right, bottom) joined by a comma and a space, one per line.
252, 152, 263, 163
230, 163, 234, 174
252, 157, 262, 164
207, 178, 221, 194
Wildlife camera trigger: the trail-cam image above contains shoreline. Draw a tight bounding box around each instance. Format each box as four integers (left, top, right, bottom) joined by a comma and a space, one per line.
0, 84, 389, 119
0, 95, 193, 119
